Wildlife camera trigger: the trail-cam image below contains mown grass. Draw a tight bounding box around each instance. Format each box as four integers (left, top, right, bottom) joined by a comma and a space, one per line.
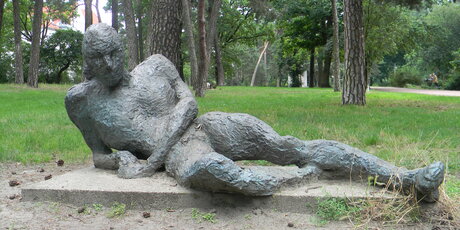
0, 84, 459, 196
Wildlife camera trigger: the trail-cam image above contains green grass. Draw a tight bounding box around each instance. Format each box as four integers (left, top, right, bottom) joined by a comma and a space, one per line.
0, 84, 459, 178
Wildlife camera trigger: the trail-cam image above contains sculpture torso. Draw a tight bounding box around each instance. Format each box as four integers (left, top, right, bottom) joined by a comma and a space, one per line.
66, 58, 180, 159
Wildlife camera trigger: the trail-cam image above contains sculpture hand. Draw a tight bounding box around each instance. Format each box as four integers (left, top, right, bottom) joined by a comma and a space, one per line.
117, 151, 156, 179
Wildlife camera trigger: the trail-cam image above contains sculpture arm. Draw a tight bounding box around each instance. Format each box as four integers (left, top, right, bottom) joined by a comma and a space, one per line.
65, 84, 119, 169
147, 78, 198, 170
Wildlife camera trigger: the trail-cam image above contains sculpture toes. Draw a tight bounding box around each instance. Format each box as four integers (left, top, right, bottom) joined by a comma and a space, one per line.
416, 161, 445, 202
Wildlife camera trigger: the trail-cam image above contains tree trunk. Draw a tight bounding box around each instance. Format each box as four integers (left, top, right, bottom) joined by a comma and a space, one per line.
148, 0, 183, 80
57, 61, 71, 84
214, 33, 225, 86
13, 0, 24, 84
182, 0, 198, 87
250, 41, 269, 87
112, 0, 119, 31
309, 49, 315, 87
85, 0, 93, 30
27, 0, 43, 88
342, 0, 366, 105
95, 0, 102, 23
136, 0, 144, 61
0, 0, 4, 37
332, 0, 340, 92
196, 0, 208, 97
319, 47, 332, 87
206, 0, 221, 54
123, 0, 139, 71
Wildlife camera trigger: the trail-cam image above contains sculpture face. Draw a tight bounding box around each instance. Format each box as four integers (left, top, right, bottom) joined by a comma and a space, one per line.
83, 23, 125, 88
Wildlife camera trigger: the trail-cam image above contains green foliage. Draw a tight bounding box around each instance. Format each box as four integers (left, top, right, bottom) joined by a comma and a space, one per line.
406, 3, 460, 78
389, 66, 422, 87
191, 208, 217, 223
316, 198, 361, 222
40, 29, 83, 84
107, 202, 126, 218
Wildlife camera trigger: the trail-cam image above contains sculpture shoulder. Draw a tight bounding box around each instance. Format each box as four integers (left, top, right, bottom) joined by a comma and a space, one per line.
65, 81, 96, 117
130, 54, 180, 84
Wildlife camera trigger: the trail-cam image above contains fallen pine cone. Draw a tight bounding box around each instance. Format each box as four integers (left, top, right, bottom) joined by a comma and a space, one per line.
9, 180, 20, 187
56, 160, 64, 166
44, 174, 52, 180
143, 212, 151, 218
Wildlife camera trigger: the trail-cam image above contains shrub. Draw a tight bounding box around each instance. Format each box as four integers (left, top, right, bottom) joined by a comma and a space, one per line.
389, 67, 422, 87
445, 72, 460, 90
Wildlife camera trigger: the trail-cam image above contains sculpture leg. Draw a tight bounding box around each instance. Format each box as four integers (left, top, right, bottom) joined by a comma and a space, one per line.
196, 112, 310, 166
196, 112, 444, 202
165, 125, 315, 196
304, 140, 445, 202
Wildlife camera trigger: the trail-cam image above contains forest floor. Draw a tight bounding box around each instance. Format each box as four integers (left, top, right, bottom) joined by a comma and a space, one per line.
371, 87, 460, 97
0, 162, 456, 230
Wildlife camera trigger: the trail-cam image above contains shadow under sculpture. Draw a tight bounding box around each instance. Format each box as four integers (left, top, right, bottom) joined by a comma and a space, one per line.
65, 23, 444, 202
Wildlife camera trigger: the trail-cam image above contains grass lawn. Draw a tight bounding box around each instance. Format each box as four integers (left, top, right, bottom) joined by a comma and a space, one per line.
1, 84, 459, 197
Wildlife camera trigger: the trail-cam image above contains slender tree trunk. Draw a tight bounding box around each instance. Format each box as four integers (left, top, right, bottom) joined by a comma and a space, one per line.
214, 33, 225, 86
343, 0, 366, 105
196, 0, 208, 97
0, 0, 5, 37
95, 0, 102, 23
123, 0, 139, 71
206, 0, 221, 54
27, 0, 43, 88
332, 0, 340, 92
136, 0, 144, 61
309, 48, 315, 87
250, 41, 269, 86
149, 0, 183, 80
57, 61, 71, 84
319, 47, 332, 87
182, 0, 198, 87
112, 0, 119, 31
317, 54, 324, 86
85, 0, 93, 30
13, 0, 24, 84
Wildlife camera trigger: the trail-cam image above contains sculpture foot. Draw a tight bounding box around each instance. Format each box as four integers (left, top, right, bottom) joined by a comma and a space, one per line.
414, 161, 445, 202
117, 151, 156, 179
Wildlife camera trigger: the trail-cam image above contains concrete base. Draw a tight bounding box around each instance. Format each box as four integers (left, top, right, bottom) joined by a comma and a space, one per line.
22, 167, 399, 213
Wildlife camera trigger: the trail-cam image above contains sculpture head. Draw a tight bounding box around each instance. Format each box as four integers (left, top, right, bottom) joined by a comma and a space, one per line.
83, 23, 125, 88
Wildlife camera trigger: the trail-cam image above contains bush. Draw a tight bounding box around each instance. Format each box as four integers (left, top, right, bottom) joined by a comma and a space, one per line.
389, 67, 422, 87
445, 72, 460, 90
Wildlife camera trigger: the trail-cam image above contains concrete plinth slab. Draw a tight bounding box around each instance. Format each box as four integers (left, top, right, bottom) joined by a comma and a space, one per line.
22, 167, 399, 213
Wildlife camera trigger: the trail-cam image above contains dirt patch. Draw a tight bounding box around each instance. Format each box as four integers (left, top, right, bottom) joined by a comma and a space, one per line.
0, 162, 439, 229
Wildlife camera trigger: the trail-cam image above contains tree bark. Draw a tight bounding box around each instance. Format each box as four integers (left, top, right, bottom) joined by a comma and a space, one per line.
182, 0, 198, 87
343, 0, 366, 105
57, 61, 71, 84
309, 48, 315, 87
13, 0, 24, 84
112, 0, 119, 31
319, 47, 332, 87
332, 0, 341, 92
214, 32, 225, 86
123, 0, 139, 71
85, 0, 93, 30
196, 0, 207, 97
148, 0, 183, 80
0, 0, 5, 37
27, 0, 43, 88
206, 0, 221, 53
95, 0, 102, 23
250, 41, 269, 87
136, 0, 144, 61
